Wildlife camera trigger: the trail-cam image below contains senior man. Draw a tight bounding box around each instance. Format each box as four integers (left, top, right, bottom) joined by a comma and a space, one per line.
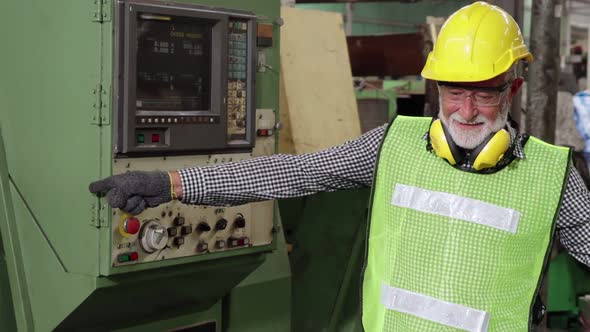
90, 2, 590, 331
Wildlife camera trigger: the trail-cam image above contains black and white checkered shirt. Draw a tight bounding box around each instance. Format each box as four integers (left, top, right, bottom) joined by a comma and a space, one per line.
179, 123, 590, 267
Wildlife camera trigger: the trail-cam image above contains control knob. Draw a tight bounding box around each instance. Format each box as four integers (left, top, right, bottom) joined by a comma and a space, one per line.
139, 220, 169, 253
197, 222, 211, 232
215, 218, 228, 230
234, 215, 246, 228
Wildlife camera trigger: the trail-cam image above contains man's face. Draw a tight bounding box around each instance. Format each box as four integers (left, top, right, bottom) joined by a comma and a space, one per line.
438, 73, 523, 149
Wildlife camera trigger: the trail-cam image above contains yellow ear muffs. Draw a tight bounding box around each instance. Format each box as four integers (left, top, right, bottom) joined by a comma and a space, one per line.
429, 119, 462, 165
429, 118, 511, 171
470, 129, 510, 171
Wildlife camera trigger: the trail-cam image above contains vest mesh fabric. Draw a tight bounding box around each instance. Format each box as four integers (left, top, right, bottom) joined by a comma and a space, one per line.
362, 116, 571, 332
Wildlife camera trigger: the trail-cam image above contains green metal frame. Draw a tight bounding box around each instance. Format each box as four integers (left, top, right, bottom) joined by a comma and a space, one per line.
547, 252, 590, 330
0, 128, 29, 331
0, 1, 290, 331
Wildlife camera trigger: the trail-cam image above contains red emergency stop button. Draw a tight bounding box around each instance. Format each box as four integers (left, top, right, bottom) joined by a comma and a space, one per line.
123, 217, 141, 235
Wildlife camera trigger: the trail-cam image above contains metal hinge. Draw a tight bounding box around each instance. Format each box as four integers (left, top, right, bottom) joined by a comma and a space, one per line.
92, 84, 110, 125
92, 0, 112, 23
90, 202, 108, 228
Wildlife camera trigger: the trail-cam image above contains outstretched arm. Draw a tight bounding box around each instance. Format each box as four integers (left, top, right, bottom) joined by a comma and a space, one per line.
90, 124, 387, 213
179, 124, 386, 206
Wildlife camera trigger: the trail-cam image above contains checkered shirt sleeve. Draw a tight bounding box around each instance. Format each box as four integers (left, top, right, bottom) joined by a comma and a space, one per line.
179, 124, 385, 206
556, 167, 590, 266
178, 123, 590, 267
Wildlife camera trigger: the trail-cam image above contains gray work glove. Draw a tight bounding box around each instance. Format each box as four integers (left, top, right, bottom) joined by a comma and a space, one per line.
89, 171, 172, 215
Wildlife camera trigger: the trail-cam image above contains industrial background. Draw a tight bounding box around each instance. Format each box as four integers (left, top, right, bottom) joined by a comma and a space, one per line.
0, 0, 589, 331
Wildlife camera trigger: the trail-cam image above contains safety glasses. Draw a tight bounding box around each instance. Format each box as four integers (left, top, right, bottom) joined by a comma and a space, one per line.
438, 80, 513, 107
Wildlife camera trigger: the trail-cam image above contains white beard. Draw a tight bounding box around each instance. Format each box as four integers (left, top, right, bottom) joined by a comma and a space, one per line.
438, 103, 510, 149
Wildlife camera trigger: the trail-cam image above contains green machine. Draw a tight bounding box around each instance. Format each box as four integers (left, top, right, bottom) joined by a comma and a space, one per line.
546, 252, 590, 330
0, 1, 290, 331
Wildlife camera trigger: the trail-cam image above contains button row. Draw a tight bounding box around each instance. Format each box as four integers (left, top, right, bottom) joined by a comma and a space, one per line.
229, 237, 250, 248
229, 64, 246, 71
228, 81, 245, 90
229, 55, 246, 64
229, 41, 247, 50
168, 225, 192, 237
227, 97, 246, 106
230, 49, 246, 57
229, 72, 246, 80
228, 90, 246, 98
137, 117, 219, 125
229, 33, 247, 42
117, 252, 139, 263
137, 133, 160, 144
257, 128, 274, 137
229, 21, 247, 31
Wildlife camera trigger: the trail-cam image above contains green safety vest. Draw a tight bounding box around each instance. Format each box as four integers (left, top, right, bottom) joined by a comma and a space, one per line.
362, 116, 571, 332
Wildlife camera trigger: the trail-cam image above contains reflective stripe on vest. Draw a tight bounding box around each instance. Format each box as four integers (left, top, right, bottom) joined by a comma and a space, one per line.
381, 283, 490, 332
392, 184, 520, 234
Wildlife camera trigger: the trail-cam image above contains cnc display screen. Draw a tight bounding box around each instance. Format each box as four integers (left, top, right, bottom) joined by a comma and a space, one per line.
136, 13, 212, 113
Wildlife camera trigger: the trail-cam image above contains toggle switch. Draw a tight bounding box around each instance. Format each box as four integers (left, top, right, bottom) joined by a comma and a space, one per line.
174, 237, 185, 246
174, 216, 185, 226
167, 227, 178, 237
181, 225, 193, 235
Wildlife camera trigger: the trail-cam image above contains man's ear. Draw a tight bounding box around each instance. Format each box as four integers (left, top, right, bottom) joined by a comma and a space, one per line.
510, 77, 524, 96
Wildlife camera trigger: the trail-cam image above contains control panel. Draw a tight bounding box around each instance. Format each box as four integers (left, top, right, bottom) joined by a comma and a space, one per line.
111, 109, 276, 267
112, 198, 265, 266
111, 0, 275, 268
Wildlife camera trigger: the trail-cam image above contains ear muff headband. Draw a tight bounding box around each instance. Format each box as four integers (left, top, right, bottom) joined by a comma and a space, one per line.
429, 119, 511, 171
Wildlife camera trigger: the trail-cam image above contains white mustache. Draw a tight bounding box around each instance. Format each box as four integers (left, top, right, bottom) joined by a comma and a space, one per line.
449, 113, 488, 125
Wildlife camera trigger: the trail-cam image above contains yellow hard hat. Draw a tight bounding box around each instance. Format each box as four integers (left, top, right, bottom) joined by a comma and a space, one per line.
421, 1, 533, 82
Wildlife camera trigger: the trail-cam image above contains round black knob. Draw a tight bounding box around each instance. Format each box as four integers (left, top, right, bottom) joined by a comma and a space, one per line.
234, 215, 246, 228
215, 218, 228, 230
197, 222, 211, 232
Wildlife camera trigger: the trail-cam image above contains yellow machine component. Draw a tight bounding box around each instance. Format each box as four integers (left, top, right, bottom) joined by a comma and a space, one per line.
429, 119, 457, 165
472, 129, 510, 171
421, 1, 533, 82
